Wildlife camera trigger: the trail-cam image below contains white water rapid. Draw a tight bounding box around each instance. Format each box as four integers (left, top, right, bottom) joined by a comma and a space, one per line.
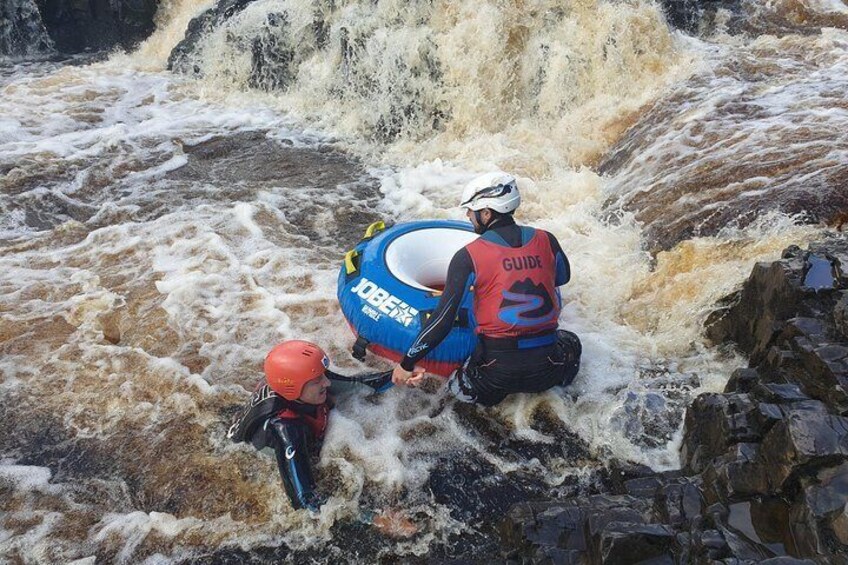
1, 0, 845, 561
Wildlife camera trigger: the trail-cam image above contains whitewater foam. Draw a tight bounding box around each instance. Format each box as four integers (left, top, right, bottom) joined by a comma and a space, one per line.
1, 0, 843, 561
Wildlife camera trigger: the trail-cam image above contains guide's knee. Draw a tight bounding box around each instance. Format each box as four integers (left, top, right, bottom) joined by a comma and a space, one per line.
557, 330, 582, 386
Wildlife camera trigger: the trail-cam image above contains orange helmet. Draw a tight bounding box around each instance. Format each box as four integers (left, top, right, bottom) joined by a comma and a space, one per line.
264, 340, 330, 400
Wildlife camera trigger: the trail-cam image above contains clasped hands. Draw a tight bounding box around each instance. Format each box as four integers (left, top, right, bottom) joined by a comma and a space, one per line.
391, 364, 426, 387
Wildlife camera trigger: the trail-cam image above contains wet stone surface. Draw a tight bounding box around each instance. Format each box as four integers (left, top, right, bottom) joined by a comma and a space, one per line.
35, 0, 157, 53
1, 129, 383, 251
167, 0, 260, 75
598, 33, 848, 254
169, 132, 383, 249
501, 237, 848, 563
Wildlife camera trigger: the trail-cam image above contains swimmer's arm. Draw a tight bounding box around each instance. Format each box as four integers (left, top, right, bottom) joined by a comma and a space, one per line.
266, 417, 325, 512
400, 249, 474, 371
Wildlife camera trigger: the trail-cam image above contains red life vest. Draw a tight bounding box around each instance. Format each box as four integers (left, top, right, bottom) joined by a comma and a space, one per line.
276, 403, 330, 441
465, 228, 560, 338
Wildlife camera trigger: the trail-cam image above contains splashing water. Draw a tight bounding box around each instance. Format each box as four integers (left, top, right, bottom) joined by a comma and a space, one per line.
1, 0, 842, 561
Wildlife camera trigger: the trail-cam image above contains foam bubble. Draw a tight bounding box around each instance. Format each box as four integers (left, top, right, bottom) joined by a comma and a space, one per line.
0, 464, 53, 490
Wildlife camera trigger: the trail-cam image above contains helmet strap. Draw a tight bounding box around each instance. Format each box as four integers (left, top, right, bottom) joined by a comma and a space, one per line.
476, 209, 509, 234
473, 210, 490, 234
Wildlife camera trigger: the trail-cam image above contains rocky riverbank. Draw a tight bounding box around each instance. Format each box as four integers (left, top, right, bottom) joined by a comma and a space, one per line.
0, 0, 158, 58
501, 235, 848, 563
36, 0, 158, 53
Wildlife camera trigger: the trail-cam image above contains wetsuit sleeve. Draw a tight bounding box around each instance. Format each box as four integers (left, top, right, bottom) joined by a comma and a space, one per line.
227, 384, 284, 444
400, 248, 475, 371
547, 231, 570, 286
265, 417, 324, 512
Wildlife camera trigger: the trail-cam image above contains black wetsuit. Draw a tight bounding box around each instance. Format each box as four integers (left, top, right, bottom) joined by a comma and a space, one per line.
400, 216, 582, 406
228, 385, 326, 511
228, 374, 390, 511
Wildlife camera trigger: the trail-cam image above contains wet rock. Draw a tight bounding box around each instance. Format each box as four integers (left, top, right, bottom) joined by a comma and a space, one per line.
759, 558, 818, 565
167, 0, 260, 74
600, 459, 658, 495
623, 475, 665, 499
784, 316, 829, 344
799, 462, 848, 520
654, 478, 704, 527
0, 0, 55, 57
726, 498, 795, 558
707, 239, 848, 358
702, 443, 769, 502
705, 260, 808, 362
659, 0, 741, 35
693, 528, 731, 560
584, 495, 655, 536
35, 0, 158, 53
758, 405, 848, 491
660, 0, 848, 37
680, 393, 730, 473
681, 393, 765, 474
705, 501, 729, 522
752, 383, 810, 404
789, 462, 848, 557
502, 495, 665, 563
502, 240, 848, 563
750, 402, 783, 433
757, 316, 848, 413
791, 350, 848, 414
724, 367, 759, 393
429, 451, 562, 530
758, 344, 807, 386
245, 11, 307, 92
501, 502, 588, 561
500, 241, 848, 565
612, 389, 687, 450
529, 547, 582, 564
832, 503, 848, 545
836, 293, 848, 340
718, 522, 776, 562
594, 523, 676, 564
169, 0, 325, 94
167, 0, 447, 142
707, 239, 848, 413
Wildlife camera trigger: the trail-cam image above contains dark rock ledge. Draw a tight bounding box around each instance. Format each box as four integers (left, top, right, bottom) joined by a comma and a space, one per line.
35, 0, 158, 54
501, 235, 848, 564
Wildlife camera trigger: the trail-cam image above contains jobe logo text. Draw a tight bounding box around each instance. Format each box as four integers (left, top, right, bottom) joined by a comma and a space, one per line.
350, 277, 419, 326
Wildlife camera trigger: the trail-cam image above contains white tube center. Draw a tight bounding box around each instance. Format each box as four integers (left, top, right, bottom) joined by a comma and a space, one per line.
384, 227, 478, 291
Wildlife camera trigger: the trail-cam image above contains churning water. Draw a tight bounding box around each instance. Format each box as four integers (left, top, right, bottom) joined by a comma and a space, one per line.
1, 0, 845, 561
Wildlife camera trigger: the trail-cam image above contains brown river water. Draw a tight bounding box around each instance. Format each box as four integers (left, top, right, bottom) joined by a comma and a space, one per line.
1, 0, 846, 561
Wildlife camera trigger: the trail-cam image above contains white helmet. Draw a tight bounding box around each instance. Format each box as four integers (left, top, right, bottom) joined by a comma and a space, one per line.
459, 172, 521, 214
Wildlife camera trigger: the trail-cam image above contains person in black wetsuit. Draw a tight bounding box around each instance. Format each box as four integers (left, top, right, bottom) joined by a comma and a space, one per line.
391, 172, 582, 406
228, 340, 335, 512
227, 341, 417, 536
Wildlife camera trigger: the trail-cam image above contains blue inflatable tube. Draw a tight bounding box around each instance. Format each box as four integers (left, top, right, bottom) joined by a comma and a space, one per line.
337, 220, 478, 377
